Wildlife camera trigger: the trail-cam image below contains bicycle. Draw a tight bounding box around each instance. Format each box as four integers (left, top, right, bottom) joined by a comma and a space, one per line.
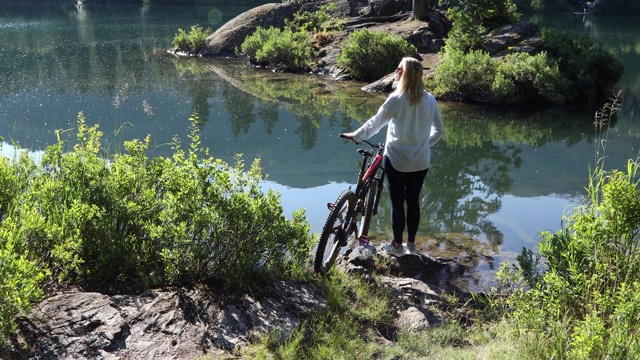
313, 135, 386, 275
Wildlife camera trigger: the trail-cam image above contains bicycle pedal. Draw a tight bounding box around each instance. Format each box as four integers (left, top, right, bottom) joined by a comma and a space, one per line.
327, 202, 334, 211
358, 235, 369, 246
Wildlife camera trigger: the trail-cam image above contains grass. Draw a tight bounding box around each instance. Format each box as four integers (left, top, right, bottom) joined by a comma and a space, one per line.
196, 267, 547, 360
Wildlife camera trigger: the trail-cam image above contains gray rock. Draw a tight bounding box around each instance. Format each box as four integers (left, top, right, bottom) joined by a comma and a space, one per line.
9, 281, 327, 359
7, 241, 472, 358
361, 73, 396, 93
483, 21, 544, 56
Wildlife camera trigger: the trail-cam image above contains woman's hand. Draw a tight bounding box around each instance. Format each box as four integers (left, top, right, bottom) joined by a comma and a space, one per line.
340, 133, 356, 142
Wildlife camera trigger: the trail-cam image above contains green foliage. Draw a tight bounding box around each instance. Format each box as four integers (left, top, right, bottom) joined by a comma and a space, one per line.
0, 113, 314, 346
495, 51, 568, 104
0, 250, 46, 346
172, 25, 212, 54
439, 0, 622, 108
465, 0, 520, 28
336, 29, 417, 82
511, 0, 570, 13
0, 214, 47, 346
541, 29, 624, 106
445, 7, 488, 52
0, 149, 47, 346
432, 46, 575, 106
238, 5, 342, 71
240, 26, 316, 71
285, 3, 344, 33
432, 48, 497, 102
507, 99, 640, 358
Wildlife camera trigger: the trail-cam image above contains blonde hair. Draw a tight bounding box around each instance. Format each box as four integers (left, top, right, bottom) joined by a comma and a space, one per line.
396, 57, 425, 105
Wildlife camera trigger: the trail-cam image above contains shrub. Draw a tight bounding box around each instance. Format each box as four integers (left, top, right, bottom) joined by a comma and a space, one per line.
0, 113, 315, 346
541, 29, 624, 106
285, 3, 344, 33
432, 47, 571, 105
0, 150, 47, 347
445, 7, 487, 53
495, 51, 569, 105
0, 202, 47, 347
238, 5, 341, 71
467, 0, 520, 29
240, 27, 316, 70
431, 47, 498, 102
336, 29, 417, 82
172, 25, 212, 54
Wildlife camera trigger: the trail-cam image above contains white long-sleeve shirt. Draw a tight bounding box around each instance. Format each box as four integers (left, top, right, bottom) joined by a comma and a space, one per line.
352, 90, 445, 172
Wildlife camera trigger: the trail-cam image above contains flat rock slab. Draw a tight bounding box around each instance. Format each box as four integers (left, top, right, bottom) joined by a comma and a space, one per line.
9, 281, 326, 359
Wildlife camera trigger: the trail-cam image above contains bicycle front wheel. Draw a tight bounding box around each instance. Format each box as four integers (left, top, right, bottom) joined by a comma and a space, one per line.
359, 179, 378, 238
313, 190, 356, 275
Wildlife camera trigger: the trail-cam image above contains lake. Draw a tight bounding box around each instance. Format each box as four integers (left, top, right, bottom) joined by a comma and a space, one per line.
1, 1, 638, 290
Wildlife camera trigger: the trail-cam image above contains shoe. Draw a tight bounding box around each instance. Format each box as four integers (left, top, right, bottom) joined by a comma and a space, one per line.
384, 243, 407, 257
406, 243, 416, 254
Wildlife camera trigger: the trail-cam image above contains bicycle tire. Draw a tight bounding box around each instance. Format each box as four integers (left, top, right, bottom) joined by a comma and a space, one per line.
359, 179, 378, 238
313, 190, 356, 274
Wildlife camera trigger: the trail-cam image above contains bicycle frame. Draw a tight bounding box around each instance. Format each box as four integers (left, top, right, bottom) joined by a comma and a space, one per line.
354, 139, 385, 217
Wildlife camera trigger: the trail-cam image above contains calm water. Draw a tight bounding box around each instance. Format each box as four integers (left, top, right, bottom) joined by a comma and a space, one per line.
1, 1, 639, 290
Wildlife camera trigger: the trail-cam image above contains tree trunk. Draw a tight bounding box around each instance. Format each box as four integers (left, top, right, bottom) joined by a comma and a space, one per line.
413, 0, 436, 20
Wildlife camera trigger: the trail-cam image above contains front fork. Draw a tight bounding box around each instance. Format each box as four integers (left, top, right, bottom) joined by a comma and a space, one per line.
326, 200, 357, 247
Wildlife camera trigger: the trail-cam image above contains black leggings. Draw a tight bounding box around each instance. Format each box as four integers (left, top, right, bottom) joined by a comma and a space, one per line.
383, 156, 428, 244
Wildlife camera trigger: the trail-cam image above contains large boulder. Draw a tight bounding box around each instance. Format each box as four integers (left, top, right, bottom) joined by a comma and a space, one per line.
198, 0, 440, 58
199, 2, 303, 57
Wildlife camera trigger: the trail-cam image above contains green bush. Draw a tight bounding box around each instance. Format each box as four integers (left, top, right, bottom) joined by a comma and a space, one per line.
336, 29, 417, 82
432, 47, 571, 105
441, 0, 520, 27
0, 113, 314, 346
285, 3, 344, 33
172, 25, 212, 54
238, 5, 342, 71
0, 151, 47, 346
495, 51, 569, 105
0, 213, 47, 347
444, 7, 487, 53
239, 26, 316, 71
540, 29, 624, 106
431, 47, 498, 102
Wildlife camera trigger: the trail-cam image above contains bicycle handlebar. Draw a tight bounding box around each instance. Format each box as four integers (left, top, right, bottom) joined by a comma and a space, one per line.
339, 134, 381, 149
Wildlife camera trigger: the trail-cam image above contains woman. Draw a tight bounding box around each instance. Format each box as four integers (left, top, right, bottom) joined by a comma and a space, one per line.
340, 57, 445, 256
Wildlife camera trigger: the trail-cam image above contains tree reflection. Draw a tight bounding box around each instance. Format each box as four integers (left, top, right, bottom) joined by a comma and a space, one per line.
222, 81, 257, 137
256, 101, 280, 135
367, 105, 597, 269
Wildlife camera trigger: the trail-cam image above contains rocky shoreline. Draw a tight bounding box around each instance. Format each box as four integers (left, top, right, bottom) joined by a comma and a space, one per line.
184, 0, 542, 94
7, 244, 473, 359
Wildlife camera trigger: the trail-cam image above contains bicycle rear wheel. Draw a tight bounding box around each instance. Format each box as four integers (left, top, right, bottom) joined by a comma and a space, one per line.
358, 179, 378, 238
313, 190, 356, 274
